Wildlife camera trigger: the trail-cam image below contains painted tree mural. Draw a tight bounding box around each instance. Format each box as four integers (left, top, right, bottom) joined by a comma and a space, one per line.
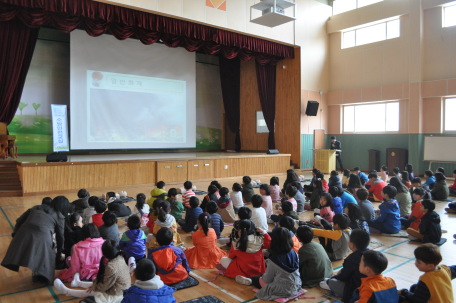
18, 102, 28, 115
32, 103, 41, 115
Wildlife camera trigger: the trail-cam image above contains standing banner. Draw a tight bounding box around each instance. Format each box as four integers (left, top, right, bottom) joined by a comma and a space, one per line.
51, 104, 69, 152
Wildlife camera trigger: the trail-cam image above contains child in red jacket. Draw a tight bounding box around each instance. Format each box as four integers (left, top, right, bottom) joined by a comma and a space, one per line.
366, 171, 387, 202
217, 219, 271, 278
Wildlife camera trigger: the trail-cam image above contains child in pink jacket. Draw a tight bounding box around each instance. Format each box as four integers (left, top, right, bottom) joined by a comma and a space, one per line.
57, 224, 105, 282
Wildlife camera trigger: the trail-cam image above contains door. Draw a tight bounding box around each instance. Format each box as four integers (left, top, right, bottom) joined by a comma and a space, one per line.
313, 129, 325, 167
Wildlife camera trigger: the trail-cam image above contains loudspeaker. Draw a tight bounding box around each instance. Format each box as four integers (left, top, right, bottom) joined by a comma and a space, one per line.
46, 152, 68, 162
305, 101, 319, 116
267, 149, 279, 154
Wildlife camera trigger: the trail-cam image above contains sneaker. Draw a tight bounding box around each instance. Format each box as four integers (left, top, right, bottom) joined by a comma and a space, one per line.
267, 218, 275, 224
217, 237, 231, 245
235, 275, 252, 285
128, 257, 136, 274
71, 272, 81, 288
320, 278, 331, 290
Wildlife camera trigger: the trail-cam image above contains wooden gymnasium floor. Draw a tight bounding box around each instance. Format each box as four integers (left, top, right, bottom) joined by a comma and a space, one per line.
0, 171, 455, 303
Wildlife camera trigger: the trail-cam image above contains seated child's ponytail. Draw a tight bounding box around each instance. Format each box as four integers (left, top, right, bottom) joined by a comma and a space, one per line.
157, 201, 171, 222
136, 193, 146, 211
237, 219, 260, 252
97, 239, 122, 283
198, 212, 211, 236
152, 199, 164, 217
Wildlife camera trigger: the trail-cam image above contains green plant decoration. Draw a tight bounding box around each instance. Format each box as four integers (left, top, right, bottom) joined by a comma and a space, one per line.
18, 102, 28, 115
32, 103, 41, 115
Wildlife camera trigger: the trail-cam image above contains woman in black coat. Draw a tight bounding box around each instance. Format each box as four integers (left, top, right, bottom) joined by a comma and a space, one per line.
1, 196, 72, 284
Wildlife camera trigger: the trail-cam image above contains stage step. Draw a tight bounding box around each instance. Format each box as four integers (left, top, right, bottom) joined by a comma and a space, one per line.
0, 162, 23, 197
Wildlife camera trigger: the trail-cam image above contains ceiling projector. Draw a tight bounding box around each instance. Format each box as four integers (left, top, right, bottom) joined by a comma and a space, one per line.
250, 0, 296, 27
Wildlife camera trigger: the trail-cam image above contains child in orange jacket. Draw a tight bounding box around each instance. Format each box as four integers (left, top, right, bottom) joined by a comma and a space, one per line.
401, 187, 427, 229
183, 212, 226, 269
148, 228, 190, 285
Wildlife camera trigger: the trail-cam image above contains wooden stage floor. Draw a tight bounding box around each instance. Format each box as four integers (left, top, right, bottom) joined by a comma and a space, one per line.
0, 172, 455, 302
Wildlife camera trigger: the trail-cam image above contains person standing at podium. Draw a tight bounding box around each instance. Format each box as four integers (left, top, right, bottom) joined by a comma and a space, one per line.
330, 136, 343, 173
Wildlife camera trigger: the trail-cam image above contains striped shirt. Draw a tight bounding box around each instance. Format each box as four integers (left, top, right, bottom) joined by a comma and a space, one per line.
288, 198, 297, 212
182, 190, 196, 208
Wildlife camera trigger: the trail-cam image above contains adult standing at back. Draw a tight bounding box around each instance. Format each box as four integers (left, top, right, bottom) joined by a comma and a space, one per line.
330, 136, 343, 172
2, 196, 71, 285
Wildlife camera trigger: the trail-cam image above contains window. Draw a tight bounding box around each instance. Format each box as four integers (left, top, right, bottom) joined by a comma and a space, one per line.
444, 98, 456, 131
256, 111, 273, 133
333, 0, 382, 15
443, 4, 456, 28
343, 102, 399, 133
343, 19, 400, 48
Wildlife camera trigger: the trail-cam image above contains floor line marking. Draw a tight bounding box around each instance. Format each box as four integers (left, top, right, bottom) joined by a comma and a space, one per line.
190, 272, 245, 302
383, 251, 414, 260
47, 286, 61, 302
0, 286, 48, 297
383, 259, 415, 274
0, 206, 14, 230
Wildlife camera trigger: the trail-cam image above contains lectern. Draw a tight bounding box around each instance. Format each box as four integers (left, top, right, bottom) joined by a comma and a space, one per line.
313, 149, 337, 174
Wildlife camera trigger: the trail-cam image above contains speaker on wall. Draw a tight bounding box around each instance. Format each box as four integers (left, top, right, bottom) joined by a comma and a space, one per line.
46, 152, 68, 162
305, 101, 319, 116
267, 149, 279, 154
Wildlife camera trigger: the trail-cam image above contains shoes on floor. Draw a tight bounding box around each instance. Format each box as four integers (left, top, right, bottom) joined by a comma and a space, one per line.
235, 275, 252, 286
319, 278, 331, 290
267, 218, 275, 224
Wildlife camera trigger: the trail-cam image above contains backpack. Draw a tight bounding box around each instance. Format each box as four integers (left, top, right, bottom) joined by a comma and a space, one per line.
138, 206, 149, 226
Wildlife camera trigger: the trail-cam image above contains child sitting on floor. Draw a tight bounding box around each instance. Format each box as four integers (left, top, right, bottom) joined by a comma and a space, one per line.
91, 201, 107, 228
98, 211, 120, 244
328, 170, 342, 187
58, 224, 105, 283
321, 229, 370, 303
259, 184, 273, 218
351, 250, 399, 303
366, 171, 387, 202
269, 177, 281, 202
406, 163, 415, 179
407, 199, 442, 244
120, 215, 147, 263
167, 188, 184, 223
345, 203, 370, 234
401, 187, 427, 229
328, 187, 343, 214
54, 239, 131, 303
242, 176, 255, 203
211, 180, 222, 199
72, 188, 90, 217
410, 177, 430, 201
230, 183, 244, 214
64, 213, 84, 258
217, 219, 271, 279
250, 195, 268, 232
148, 228, 190, 285
216, 187, 236, 223
207, 201, 224, 239
122, 258, 176, 303
178, 197, 203, 233
431, 172, 449, 200
201, 185, 218, 212
83, 196, 98, 225
147, 181, 167, 207
393, 167, 402, 179
183, 213, 226, 269
357, 188, 375, 221
342, 169, 350, 188
147, 201, 183, 249
312, 213, 351, 261
291, 181, 305, 213
367, 185, 401, 234
354, 166, 369, 185
132, 194, 149, 232
307, 178, 324, 210
378, 165, 388, 184
234, 227, 302, 302
399, 244, 456, 303
402, 171, 411, 189
296, 225, 333, 288
270, 201, 298, 223
218, 206, 252, 247
181, 181, 195, 209
389, 176, 412, 216
424, 170, 436, 190
316, 192, 335, 223
346, 174, 363, 202
277, 216, 301, 253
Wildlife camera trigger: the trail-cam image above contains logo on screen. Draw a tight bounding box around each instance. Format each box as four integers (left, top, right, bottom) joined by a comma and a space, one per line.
92, 71, 104, 87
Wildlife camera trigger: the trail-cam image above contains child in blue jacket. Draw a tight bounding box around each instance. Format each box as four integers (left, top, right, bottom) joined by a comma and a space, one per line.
328, 170, 342, 187
120, 215, 147, 261
424, 170, 436, 189
122, 258, 176, 303
178, 196, 203, 233
367, 185, 401, 234
206, 201, 224, 238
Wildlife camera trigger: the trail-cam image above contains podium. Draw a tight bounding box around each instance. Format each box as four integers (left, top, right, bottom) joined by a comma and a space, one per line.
313, 149, 337, 174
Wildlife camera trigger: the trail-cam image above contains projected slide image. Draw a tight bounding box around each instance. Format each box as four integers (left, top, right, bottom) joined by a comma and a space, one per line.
87, 71, 186, 143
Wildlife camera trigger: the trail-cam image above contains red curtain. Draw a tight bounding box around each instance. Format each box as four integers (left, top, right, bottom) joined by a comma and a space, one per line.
0, 0, 294, 64
255, 61, 277, 149
0, 18, 39, 124
219, 56, 241, 151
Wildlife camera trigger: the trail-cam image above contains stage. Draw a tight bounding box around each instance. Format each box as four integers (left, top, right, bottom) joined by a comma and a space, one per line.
11, 152, 291, 195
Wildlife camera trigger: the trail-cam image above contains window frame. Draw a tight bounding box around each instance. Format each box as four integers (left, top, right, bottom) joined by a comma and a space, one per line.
342, 101, 400, 134
333, 0, 383, 15
443, 97, 456, 133
342, 18, 400, 49
443, 3, 456, 28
